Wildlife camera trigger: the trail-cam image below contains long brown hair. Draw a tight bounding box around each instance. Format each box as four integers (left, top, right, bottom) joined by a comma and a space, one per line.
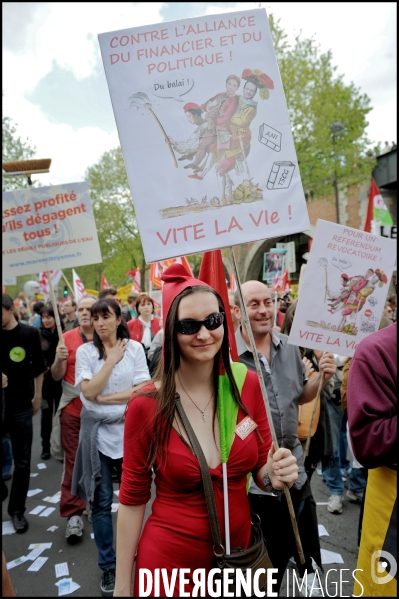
144, 286, 252, 468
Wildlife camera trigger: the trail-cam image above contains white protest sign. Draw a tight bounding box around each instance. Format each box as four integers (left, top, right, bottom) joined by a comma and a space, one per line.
98, 8, 310, 262
2, 182, 102, 277
276, 241, 296, 273
288, 220, 397, 357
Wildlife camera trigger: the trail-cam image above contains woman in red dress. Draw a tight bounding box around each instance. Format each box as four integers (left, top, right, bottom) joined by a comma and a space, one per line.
127, 295, 161, 356
115, 264, 298, 596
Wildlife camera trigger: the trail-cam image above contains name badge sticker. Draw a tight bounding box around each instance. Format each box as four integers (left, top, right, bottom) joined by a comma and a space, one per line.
235, 416, 258, 440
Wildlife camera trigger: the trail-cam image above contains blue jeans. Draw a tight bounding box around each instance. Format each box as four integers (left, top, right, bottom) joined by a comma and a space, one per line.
340, 413, 350, 471
2, 432, 13, 476
4, 407, 33, 515
322, 400, 344, 496
91, 451, 122, 572
349, 467, 366, 494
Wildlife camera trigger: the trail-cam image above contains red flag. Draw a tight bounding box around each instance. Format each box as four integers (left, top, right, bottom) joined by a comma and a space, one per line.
150, 257, 193, 290
133, 266, 141, 293
150, 263, 163, 289
101, 274, 111, 290
199, 251, 238, 362
364, 178, 376, 232
272, 270, 288, 292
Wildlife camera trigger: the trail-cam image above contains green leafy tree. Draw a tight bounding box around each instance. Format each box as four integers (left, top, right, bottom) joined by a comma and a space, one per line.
269, 14, 375, 199
2, 116, 36, 191
85, 147, 144, 289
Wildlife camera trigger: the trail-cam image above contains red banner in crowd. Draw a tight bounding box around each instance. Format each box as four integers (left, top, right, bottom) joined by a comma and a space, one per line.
199, 250, 238, 362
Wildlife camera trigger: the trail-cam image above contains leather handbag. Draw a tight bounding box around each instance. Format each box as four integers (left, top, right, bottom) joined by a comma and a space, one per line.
175, 396, 273, 597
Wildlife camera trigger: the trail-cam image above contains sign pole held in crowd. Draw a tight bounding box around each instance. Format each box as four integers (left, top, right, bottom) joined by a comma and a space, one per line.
229, 245, 305, 564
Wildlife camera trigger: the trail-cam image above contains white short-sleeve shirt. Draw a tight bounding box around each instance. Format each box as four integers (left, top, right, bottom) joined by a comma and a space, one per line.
75, 339, 150, 458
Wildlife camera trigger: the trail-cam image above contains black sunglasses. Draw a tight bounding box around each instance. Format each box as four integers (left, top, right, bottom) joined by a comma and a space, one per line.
175, 312, 225, 335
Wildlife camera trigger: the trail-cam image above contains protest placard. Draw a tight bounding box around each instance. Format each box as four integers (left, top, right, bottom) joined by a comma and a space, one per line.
98, 8, 310, 263
262, 249, 287, 286
288, 220, 397, 357
2, 182, 102, 277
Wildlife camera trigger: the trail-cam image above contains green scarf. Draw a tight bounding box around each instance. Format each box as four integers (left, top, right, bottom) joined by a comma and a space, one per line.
217, 362, 248, 464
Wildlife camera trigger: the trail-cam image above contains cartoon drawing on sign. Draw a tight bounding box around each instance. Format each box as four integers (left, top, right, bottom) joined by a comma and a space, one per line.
267, 161, 295, 190
168, 103, 211, 168
305, 258, 389, 335
258, 123, 281, 151
129, 92, 178, 167
129, 68, 275, 218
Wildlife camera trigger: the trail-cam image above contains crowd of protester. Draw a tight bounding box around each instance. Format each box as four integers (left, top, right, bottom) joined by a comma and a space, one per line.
2, 279, 397, 597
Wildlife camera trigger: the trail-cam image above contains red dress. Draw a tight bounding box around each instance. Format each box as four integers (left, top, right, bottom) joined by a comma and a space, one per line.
119, 370, 271, 597
127, 318, 161, 344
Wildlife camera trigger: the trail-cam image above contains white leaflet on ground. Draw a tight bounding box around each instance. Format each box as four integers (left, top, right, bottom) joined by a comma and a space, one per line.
28, 542, 53, 550
6, 556, 28, 569
55, 562, 69, 577
27, 488, 43, 497
26, 547, 47, 561
29, 505, 47, 515
27, 556, 48, 571
2, 521, 16, 535
39, 507, 56, 517
320, 548, 344, 564
318, 524, 329, 537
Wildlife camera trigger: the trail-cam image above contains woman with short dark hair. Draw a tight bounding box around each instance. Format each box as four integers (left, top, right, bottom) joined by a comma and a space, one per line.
127, 294, 161, 357
72, 299, 150, 597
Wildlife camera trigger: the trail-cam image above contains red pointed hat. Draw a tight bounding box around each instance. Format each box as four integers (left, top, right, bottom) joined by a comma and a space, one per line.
161, 263, 210, 328
183, 102, 202, 112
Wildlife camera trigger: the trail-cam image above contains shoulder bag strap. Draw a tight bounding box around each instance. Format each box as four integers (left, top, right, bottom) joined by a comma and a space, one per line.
175, 394, 224, 551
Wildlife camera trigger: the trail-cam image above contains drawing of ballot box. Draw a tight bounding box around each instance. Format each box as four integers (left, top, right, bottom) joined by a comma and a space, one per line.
267, 161, 295, 190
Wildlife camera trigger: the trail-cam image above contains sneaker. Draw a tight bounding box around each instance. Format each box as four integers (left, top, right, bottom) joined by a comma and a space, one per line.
300, 572, 324, 597
100, 569, 115, 597
83, 508, 92, 523
65, 515, 84, 544
346, 489, 363, 503
11, 513, 29, 534
327, 495, 343, 514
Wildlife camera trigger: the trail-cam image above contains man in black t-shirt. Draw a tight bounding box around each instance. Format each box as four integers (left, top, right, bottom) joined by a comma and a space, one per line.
2, 294, 46, 533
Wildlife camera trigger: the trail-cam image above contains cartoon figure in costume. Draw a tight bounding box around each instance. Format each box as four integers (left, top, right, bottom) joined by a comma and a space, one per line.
327, 273, 350, 312
187, 75, 241, 180
168, 103, 210, 165
210, 69, 274, 206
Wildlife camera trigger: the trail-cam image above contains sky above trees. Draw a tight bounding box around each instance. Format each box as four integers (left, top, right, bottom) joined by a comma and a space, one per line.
3, 2, 396, 186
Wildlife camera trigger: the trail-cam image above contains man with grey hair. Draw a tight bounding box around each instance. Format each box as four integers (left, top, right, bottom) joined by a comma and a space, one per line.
51, 295, 97, 544
234, 280, 336, 594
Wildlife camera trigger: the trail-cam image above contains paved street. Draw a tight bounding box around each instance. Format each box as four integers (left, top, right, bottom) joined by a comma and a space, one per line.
3, 415, 361, 597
